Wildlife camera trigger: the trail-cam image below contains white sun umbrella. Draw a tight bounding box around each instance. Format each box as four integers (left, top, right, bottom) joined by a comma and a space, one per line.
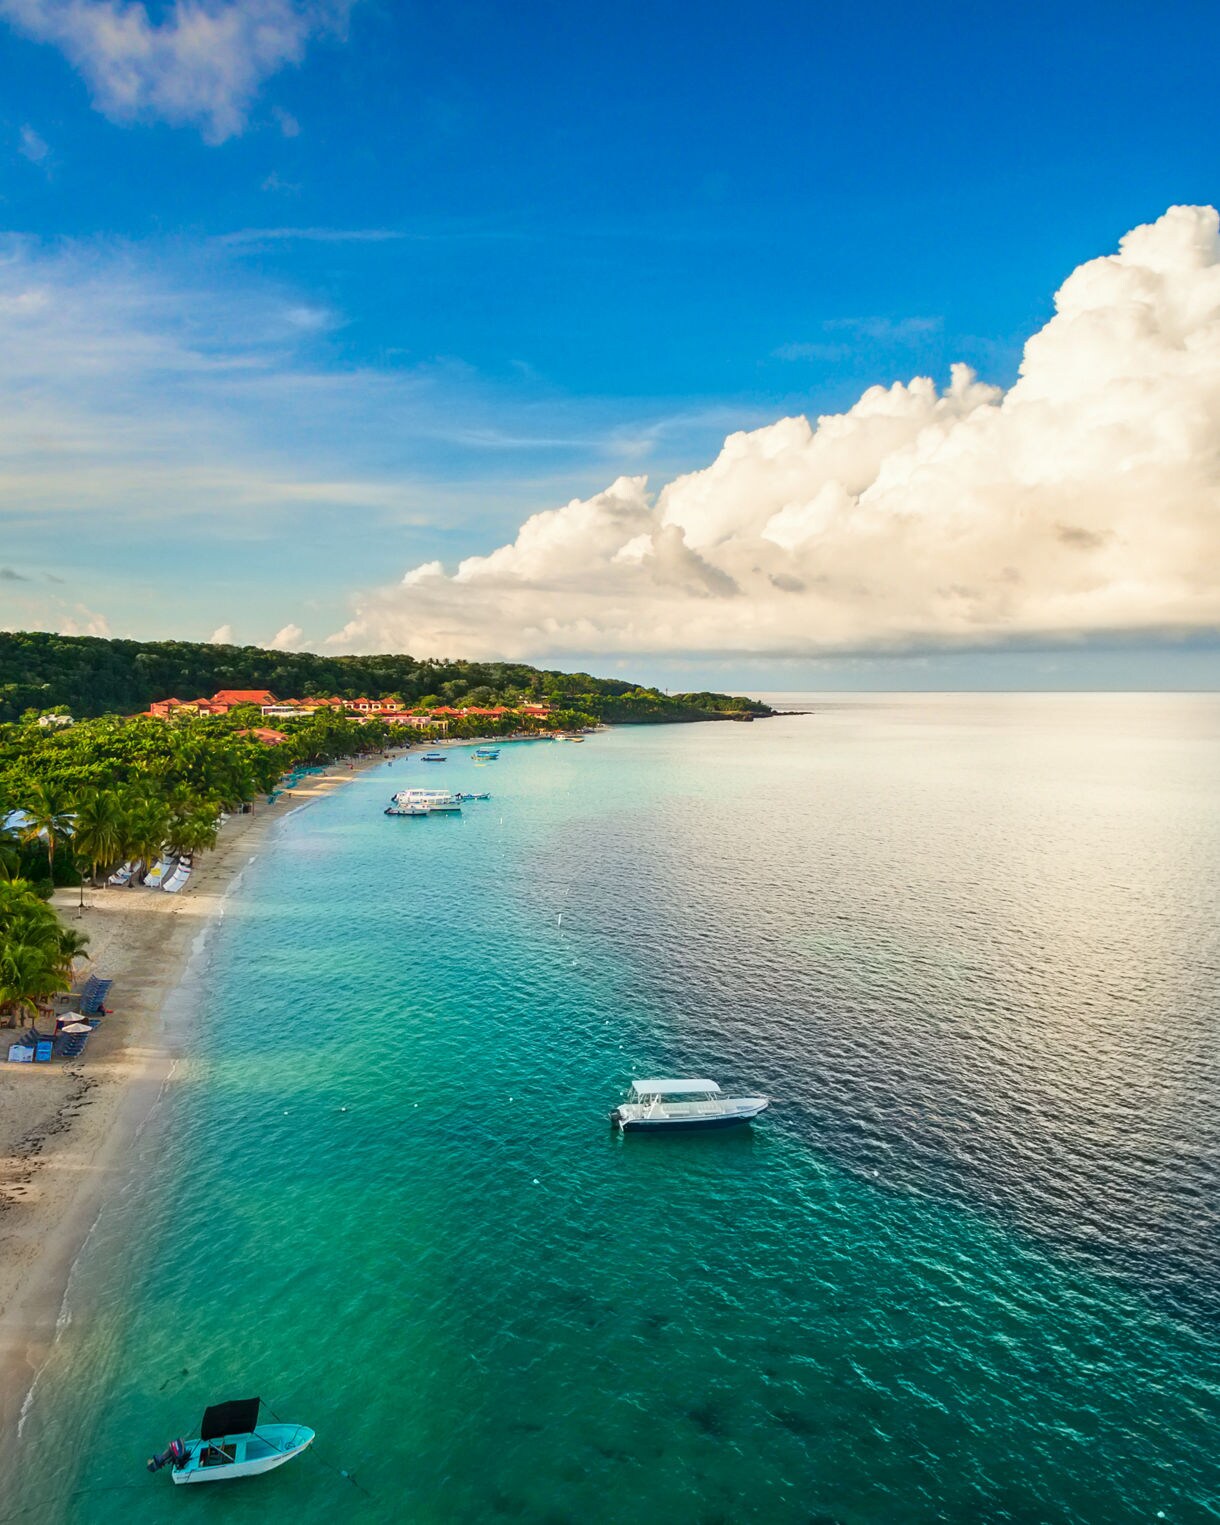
60, 1022, 92, 1034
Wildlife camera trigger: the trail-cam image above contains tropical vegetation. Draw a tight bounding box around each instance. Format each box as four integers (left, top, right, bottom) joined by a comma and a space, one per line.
0, 877, 89, 1027
0, 703, 402, 1019
0, 632, 772, 725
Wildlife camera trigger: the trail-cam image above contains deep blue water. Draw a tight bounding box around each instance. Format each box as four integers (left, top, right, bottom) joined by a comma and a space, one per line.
9, 696, 1220, 1524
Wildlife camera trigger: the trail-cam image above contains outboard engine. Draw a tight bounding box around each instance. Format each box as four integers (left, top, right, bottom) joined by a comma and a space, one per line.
147, 1439, 188, 1473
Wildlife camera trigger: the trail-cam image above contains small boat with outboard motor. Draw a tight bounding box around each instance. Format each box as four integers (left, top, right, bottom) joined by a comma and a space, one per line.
610, 1078, 769, 1132
147, 1397, 313, 1486
473, 747, 500, 760
421, 752, 447, 761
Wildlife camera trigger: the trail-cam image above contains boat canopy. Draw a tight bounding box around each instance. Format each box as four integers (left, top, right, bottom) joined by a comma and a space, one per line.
631, 1078, 722, 1096
200, 1398, 261, 1440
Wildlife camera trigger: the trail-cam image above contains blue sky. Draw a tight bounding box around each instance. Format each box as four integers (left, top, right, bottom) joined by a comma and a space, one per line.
1, 0, 1218, 687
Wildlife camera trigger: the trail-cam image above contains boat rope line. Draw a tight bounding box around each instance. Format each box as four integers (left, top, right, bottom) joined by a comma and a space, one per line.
261, 1400, 378, 1499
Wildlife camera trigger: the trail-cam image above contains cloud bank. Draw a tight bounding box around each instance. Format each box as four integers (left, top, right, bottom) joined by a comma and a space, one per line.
0, 0, 355, 141
332, 206, 1220, 661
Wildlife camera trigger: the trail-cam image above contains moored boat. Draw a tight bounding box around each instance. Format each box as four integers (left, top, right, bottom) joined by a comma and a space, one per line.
421, 752, 447, 761
147, 1397, 314, 1486
390, 788, 462, 813
610, 1079, 768, 1132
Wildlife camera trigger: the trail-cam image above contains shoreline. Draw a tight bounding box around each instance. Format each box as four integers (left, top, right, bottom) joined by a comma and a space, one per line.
0, 751, 390, 1475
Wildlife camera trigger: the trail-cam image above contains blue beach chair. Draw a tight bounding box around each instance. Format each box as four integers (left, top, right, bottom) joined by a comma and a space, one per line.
78, 977, 113, 1015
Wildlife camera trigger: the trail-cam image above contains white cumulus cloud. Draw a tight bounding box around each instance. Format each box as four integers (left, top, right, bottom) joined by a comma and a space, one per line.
269, 622, 303, 649
330, 205, 1220, 661
0, 0, 356, 142
209, 623, 234, 643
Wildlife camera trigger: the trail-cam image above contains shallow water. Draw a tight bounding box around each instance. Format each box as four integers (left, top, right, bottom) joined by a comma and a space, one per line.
9, 696, 1220, 1524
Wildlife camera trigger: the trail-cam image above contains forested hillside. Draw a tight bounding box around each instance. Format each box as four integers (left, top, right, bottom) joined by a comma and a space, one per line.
0, 633, 771, 725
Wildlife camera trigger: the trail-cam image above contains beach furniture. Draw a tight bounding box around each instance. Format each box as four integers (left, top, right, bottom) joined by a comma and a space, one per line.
147, 1398, 314, 1486
108, 860, 136, 886
163, 857, 193, 894
55, 1025, 91, 1058
143, 856, 176, 888
34, 1039, 54, 1063
7, 1044, 33, 1063
78, 976, 113, 1015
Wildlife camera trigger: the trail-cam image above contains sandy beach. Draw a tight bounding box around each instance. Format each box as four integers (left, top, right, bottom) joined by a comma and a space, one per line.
0, 756, 387, 1471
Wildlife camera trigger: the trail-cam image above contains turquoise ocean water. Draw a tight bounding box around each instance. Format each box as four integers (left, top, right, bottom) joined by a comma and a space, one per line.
7, 695, 1219, 1524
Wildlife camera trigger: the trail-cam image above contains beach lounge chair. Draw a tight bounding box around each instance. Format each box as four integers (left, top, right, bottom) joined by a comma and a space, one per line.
34, 1040, 54, 1062
78, 976, 113, 1015
108, 860, 135, 886
143, 857, 175, 889
163, 863, 192, 894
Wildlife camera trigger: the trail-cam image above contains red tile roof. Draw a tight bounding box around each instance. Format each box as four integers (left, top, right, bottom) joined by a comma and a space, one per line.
212, 689, 278, 705
237, 726, 288, 744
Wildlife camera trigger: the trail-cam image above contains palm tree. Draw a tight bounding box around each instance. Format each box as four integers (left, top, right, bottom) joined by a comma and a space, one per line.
54, 925, 90, 973
72, 788, 124, 909
0, 879, 77, 1027
21, 783, 72, 890
120, 792, 171, 884
0, 816, 20, 881
167, 801, 220, 860
0, 942, 66, 1027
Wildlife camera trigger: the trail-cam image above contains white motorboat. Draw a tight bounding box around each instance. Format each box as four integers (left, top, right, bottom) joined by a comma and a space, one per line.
388, 788, 462, 814
610, 1078, 769, 1132
148, 1397, 314, 1485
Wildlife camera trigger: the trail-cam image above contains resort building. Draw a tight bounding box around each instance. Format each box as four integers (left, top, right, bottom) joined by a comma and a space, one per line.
211, 689, 279, 708
140, 688, 556, 729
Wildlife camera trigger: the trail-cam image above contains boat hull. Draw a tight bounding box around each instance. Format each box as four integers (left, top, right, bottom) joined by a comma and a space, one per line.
611, 1098, 769, 1132
171, 1425, 314, 1484
615, 1112, 757, 1132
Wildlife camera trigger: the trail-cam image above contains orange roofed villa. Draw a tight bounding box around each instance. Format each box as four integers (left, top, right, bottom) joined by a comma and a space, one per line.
141, 690, 553, 732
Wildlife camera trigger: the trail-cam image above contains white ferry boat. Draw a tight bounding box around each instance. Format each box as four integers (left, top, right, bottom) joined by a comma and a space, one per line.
610, 1078, 769, 1132
386, 788, 462, 815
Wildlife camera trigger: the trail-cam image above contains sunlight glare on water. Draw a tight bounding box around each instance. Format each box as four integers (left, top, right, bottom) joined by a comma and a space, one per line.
11, 695, 1220, 1524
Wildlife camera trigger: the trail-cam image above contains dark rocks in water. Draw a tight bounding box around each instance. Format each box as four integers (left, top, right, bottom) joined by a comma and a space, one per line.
488, 1490, 526, 1516
687, 1399, 726, 1437
771, 1406, 818, 1437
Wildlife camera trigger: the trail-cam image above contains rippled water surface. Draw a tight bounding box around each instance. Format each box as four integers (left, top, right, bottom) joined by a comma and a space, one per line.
11, 695, 1220, 1524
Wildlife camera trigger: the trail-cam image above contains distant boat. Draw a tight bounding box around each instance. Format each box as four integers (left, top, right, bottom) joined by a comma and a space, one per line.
421, 752, 447, 761
610, 1079, 769, 1132
147, 1397, 313, 1486
473, 747, 500, 759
